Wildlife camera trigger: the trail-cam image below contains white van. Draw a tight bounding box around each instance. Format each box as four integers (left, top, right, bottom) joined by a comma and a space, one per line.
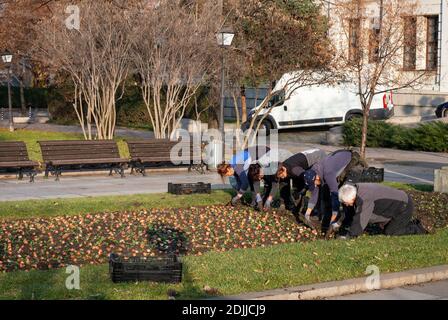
243, 72, 394, 132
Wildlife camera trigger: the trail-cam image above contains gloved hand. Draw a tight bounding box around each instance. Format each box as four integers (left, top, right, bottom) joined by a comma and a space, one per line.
304, 212, 312, 224
330, 221, 341, 232
264, 199, 272, 211
252, 193, 263, 211
231, 195, 242, 207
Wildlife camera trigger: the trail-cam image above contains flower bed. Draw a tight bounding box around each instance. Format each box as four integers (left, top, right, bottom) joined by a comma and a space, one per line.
0, 190, 446, 273
0, 206, 318, 272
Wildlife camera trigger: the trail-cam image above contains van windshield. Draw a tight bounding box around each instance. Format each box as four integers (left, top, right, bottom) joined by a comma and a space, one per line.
267, 90, 285, 108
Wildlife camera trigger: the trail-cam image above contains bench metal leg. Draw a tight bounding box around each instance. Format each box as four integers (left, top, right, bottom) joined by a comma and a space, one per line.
17, 169, 24, 181
52, 166, 61, 181
133, 162, 146, 176
189, 161, 206, 175
22, 169, 37, 183
29, 171, 36, 183
109, 164, 126, 178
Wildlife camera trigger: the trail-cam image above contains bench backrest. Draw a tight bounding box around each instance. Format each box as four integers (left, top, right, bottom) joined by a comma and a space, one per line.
39, 140, 122, 162
0, 141, 32, 163
127, 139, 202, 163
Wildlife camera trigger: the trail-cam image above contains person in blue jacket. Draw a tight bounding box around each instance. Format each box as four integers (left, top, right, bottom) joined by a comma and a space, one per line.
217, 146, 269, 207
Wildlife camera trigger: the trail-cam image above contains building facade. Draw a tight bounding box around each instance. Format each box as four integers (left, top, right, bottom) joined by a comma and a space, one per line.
325, 0, 448, 116
225, 0, 448, 120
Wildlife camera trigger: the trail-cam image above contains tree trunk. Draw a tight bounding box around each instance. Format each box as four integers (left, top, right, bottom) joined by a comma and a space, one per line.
241, 86, 247, 123
208, 108, 219, 129
360, 109, 369, 159
20, 80, 26, 116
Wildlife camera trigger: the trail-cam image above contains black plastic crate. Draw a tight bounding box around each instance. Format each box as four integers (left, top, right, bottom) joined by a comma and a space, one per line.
347, 167, 384, 183
109, 253, 182, 283
168, 182, 211, 195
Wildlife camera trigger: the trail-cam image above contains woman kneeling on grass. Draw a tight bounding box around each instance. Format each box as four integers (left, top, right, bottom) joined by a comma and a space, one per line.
338, 183, 428, 239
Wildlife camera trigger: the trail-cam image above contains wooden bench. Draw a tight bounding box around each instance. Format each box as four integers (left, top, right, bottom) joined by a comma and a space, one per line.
0, 141, 39, 182
39, 140, 128, 181
126, 139, 206, 176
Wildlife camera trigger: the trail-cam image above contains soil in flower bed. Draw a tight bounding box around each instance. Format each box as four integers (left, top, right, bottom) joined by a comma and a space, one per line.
0, 190, 446, 273
0, 206, 318, 272
409, 190, 448, 232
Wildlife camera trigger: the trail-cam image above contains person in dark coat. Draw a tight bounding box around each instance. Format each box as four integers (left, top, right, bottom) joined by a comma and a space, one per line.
338, 183, 427, 238
247, 149, 293, 211
302, 150, 367, 230
274, 149, 327, 212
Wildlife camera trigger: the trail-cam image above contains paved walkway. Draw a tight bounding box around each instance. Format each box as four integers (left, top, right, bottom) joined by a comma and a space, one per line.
0, 143, 447, 201
0, 171, 228, 201
330, 280, 448, 300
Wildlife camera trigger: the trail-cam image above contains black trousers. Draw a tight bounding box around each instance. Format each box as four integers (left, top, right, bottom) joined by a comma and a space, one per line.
262, 179, 294, 208
384, 196, 415, 236
308, 184, 332, 233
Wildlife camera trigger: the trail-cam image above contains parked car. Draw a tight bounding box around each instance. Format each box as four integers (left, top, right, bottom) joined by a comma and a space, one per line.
435, 102, 448, 118
242, 72, 394, 133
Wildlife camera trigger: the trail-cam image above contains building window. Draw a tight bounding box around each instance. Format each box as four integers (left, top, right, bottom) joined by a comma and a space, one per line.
369, 20, 380, 63
349, 18, 361, 63
403, 16, 417, 70
426, 15, 439, 71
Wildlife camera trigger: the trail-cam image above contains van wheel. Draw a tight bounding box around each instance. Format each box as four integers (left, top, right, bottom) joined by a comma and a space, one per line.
258, 120, 272, 136
346, 113, 362, 121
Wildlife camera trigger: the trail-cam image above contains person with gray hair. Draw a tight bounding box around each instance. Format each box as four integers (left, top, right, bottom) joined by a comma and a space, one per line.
338, 183, 427, 238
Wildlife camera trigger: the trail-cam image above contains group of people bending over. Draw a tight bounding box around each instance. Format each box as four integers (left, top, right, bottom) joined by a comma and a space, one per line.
217, 147, 427, 239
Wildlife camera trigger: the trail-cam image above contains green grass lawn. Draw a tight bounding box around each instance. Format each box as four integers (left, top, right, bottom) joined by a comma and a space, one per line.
0, 128, 130, 161
0, 190, 231, 220
0, 228, 447, 300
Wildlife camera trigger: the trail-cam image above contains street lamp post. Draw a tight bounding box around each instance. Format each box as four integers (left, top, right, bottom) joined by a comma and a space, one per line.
216, 27, 234, 160
1, 51, 14, 132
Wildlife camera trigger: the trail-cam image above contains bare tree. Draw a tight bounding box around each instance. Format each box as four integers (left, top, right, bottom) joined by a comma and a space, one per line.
225, 0, 335, 149
35, 1, 137, 139
0, 0, 54, 115
133, 0, 222, 139
333, 0, 431, 157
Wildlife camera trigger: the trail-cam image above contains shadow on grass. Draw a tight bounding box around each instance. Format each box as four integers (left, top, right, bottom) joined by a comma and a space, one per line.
18, 270, 59, 300
176, 263, 211, 300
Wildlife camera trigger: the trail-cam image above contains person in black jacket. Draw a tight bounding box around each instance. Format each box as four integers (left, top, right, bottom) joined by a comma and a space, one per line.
247, 148, 294, 211
338, 183, 427, 238
275, 149, 327, 213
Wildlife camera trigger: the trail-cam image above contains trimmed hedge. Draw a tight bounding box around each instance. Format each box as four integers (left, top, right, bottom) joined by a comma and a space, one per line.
0, 86, 48, 109
343, 118, 448, 152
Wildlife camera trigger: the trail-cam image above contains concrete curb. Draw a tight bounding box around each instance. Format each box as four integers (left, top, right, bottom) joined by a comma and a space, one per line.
223, 265, 448, 300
